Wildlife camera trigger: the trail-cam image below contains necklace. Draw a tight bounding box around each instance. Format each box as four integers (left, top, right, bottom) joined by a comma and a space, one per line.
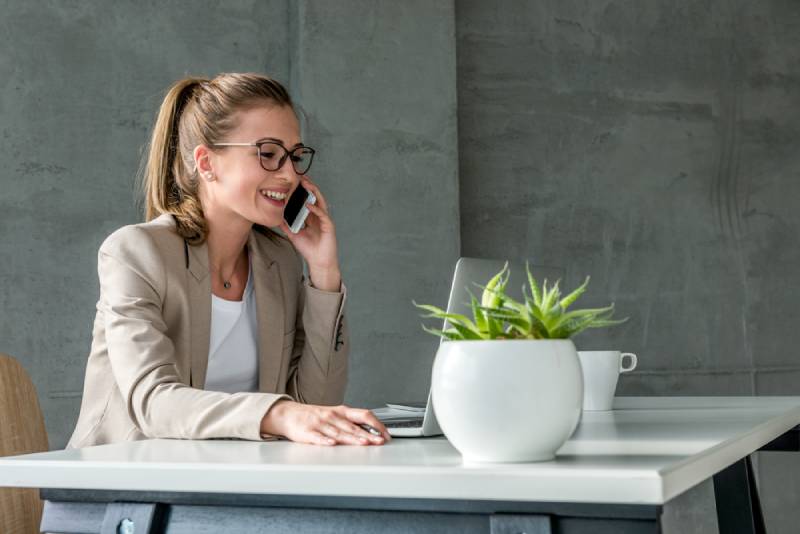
211, 249, 245, 290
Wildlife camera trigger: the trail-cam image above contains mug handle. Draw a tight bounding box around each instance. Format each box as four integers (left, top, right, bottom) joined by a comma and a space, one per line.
620, 353, 637, 373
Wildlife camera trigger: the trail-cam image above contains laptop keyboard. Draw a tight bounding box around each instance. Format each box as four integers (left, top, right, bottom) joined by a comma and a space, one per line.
385, 419, 423, 428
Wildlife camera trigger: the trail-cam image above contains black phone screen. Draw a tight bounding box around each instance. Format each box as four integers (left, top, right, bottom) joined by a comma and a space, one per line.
283, 185, 310, 226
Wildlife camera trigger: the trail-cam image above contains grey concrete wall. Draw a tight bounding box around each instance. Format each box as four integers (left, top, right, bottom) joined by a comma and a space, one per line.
456, 1, 800, 532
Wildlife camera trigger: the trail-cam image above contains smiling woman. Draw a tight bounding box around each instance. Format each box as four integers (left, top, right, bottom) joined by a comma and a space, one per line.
66, 73, 390, 451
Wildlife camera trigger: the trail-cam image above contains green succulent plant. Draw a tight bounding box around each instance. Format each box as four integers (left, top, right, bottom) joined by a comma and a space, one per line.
413, 261, 628, 341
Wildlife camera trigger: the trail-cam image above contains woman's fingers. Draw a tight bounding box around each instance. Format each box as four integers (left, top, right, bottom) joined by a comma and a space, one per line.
305, 202, 333, 228
319, 421, 371, 445
282, 403, 391, 446
307, 430, 336, 446
342, 407, 392, 441
278, 220, 295, 239
314, 408, 387, 445
333, 417, 385, 444
301, 176, 329, 212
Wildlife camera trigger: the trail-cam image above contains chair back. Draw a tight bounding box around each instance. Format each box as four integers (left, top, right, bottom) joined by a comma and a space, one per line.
0, 353, 49, 534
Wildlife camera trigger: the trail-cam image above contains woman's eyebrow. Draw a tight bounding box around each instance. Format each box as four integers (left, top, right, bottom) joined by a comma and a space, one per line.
257, 136, 304, 148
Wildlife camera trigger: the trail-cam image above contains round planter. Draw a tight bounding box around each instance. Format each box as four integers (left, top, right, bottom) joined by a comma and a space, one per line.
431, 339, 583, 463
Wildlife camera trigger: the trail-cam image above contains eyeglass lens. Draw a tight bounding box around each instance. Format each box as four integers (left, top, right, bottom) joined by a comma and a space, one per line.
258, 142, 314, 174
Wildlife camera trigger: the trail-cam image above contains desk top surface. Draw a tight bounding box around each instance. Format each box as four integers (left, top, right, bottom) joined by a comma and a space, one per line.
2, 396, 799, 505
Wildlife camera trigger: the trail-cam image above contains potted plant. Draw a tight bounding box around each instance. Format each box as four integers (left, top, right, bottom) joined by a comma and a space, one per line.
413, 261, 627, 463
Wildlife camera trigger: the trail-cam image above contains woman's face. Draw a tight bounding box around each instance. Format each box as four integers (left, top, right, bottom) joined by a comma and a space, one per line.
198, 104, 303, 229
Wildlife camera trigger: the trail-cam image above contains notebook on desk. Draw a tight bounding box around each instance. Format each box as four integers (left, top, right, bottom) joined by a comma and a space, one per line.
373, 393, 441, 437
374, 257, 564, 438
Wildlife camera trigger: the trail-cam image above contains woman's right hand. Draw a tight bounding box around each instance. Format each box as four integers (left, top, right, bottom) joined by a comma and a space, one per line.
260, 399, 392, 446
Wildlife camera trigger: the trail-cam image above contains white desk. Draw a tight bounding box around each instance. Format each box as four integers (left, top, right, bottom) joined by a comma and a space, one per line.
2, 396, 799, 534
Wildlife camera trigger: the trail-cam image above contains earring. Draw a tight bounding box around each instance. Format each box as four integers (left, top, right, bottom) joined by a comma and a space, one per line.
204, 172, 215, 182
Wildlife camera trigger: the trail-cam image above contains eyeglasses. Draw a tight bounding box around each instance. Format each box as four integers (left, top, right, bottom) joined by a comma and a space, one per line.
210, 141, 315, 175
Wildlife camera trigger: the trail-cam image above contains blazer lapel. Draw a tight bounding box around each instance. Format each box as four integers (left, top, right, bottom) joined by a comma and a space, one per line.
184, 228, 286, 393
248, 230, 286, 393
186, 238, 211, 389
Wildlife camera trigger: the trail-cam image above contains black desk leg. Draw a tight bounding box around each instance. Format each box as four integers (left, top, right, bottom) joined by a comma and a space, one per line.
713, 455, 766, 534
100, 502, 168, 534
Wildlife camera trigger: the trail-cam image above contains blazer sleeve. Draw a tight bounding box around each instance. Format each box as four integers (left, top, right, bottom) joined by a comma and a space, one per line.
285, 248, 349, 406
99, 226, 290, 441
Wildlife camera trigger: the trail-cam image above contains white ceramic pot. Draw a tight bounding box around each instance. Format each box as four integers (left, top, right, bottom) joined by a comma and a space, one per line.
431, 339, 583, 463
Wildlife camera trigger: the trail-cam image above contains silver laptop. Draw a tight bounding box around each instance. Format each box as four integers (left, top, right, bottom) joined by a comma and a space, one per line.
376, 257, 564, 437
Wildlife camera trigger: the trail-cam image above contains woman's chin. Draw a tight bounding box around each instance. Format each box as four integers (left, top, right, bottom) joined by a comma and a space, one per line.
251, 213, 283, 229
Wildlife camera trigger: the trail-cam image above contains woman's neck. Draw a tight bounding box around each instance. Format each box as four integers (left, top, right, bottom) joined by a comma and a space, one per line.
205, 211, 252, 274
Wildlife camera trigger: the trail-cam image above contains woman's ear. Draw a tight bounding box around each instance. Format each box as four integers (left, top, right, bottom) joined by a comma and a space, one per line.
193, 144, 214, 177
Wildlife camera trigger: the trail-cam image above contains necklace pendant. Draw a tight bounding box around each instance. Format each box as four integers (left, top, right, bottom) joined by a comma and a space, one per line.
223, 281, 231, 289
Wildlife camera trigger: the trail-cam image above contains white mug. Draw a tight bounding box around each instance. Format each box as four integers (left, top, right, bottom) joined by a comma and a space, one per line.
577, 351, 637, 411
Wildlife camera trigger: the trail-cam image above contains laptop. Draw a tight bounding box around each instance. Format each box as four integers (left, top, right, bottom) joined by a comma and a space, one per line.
375, 257, 564, 437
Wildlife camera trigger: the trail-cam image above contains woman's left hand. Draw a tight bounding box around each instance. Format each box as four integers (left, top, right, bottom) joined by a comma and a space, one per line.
279, 176, 341, 287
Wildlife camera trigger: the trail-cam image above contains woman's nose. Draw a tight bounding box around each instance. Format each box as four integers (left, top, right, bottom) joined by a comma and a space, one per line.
275, 156, 299, 181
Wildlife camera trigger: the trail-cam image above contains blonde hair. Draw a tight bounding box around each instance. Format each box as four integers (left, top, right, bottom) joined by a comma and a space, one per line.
137, 72, 296, 245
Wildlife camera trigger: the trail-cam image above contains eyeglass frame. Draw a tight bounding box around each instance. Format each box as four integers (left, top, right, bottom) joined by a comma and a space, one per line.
209, 140, 316, 175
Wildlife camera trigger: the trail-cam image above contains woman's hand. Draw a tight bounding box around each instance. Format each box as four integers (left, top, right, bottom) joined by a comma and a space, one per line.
260, 400, 392, 446
279, 176, 341, 290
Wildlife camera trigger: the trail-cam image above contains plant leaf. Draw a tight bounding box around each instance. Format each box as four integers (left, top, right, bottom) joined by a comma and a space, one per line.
494, 266, 511, 306
549, 304, 616, 332
503, 316, 533, 331
475, 306, 521, 318
559, 276, 590, 311
529, 313, 549, 338
500, 295, 527, 315
486, 314, 504, 338
525, 261, 542, 308
541, 278, 561, 313
481, 262, 509, 308
550, 314, 598, 338
479, 308, 531, 328
435, 312, 481, 332
466, 289, 488, 334
448, 321, 484, 340
585, 316, 629, 328
412, 301, 449, 316
413, 299, 480, 330
420, 324, 463, 341
472, 281, 508, 311
506, 323, 533, 338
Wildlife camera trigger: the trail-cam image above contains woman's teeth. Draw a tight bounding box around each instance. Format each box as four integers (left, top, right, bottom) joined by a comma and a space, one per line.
260, 190, 287, 201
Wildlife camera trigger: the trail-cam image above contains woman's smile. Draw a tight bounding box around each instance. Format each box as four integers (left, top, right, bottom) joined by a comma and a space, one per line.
259, 188, 287, 207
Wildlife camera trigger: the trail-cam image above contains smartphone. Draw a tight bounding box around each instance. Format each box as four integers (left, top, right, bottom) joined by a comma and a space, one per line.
283, 185, 317, 234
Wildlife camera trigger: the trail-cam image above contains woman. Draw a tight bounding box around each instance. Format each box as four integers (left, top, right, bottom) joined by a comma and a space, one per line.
67, 73, 390, 448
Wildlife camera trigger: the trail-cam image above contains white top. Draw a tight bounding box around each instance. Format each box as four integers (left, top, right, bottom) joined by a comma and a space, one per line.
3, 396, 800, 505
204, 254, 259, 394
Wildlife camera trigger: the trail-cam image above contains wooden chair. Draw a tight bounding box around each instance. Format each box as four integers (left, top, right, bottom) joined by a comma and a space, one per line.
0, 353, 50, 534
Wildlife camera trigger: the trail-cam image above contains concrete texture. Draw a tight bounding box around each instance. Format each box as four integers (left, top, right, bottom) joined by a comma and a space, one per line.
456, 1, 800, 532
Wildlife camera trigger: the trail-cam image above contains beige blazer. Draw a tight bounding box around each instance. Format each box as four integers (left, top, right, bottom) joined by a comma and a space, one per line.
67, 213, 348, 449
